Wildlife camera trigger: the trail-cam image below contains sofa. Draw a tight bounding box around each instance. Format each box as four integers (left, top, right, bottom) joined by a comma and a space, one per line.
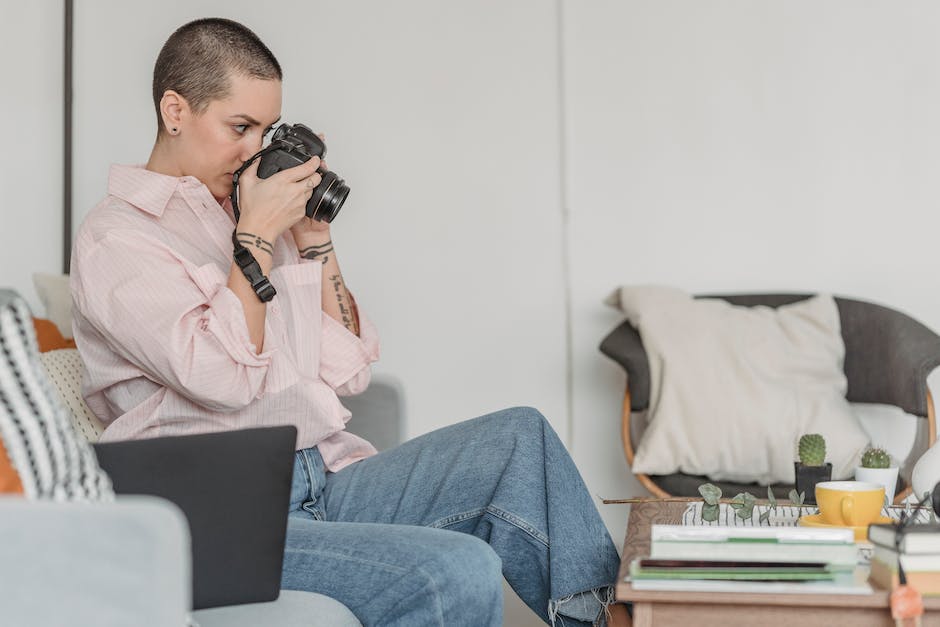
0, 287, 405, 626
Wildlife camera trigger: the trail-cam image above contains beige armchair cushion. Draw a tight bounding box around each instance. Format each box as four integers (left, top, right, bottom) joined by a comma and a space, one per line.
606, 285, 869, 484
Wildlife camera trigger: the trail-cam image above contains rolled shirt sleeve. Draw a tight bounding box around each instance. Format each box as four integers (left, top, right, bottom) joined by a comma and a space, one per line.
258, 261, 380, 396
73, 229, 286, 412
319, 310, 380, 396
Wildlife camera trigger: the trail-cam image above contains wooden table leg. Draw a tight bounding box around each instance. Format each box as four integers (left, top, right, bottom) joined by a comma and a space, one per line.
630, 602, 651, 627
608, 602, 632, 627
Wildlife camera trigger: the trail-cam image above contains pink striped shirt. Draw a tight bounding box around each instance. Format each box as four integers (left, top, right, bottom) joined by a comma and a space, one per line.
70, 164, 381, 471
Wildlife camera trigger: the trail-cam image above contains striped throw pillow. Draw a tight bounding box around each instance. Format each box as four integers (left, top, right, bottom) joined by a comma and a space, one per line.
0, 289, 112, 500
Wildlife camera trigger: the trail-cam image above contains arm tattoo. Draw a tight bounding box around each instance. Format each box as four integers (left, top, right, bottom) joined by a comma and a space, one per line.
235, 232, 274, 256
329, 273, 360, 335
300, 240, 334, 262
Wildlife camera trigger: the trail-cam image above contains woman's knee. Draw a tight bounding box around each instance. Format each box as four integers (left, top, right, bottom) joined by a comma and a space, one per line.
422, 534, 503, 616
491, 405, 550, 438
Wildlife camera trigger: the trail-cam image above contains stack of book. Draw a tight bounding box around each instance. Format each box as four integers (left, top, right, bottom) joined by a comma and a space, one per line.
629, 524, 867, 594
869, 522, 940, 595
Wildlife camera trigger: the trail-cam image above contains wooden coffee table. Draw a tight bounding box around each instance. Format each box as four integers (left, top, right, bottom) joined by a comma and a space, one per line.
612, 499, 940, 627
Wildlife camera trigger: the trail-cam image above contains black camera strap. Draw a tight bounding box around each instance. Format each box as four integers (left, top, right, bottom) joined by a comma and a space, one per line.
231, 231, 276, 303
228, 142, 285, 303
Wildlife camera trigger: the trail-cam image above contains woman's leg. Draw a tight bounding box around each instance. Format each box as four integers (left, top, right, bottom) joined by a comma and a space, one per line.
282, 516, 504, 626
283, 456, 504, 626
320, 406, 620, 626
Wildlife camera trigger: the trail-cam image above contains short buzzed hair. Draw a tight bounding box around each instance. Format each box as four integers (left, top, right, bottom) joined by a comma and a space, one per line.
152, 18, 282, 135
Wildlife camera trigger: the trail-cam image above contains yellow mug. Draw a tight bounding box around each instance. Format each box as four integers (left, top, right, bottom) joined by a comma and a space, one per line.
815, 480, 885, 527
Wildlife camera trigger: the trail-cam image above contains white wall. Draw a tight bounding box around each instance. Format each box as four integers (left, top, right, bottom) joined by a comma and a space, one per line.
0, 1, 64, 312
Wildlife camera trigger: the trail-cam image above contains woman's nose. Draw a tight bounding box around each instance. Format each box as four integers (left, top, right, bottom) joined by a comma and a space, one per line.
240, 138, 264, 162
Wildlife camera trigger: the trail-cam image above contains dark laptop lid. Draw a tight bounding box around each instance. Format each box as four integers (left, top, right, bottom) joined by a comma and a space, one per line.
93, 426, 297, 609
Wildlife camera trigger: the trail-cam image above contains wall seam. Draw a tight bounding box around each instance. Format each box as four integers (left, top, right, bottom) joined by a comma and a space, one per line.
555, 0, 575, 449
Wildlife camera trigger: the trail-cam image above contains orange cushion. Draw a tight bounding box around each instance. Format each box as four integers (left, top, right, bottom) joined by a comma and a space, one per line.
32, 317, 76, 353
0, 437, 24, 494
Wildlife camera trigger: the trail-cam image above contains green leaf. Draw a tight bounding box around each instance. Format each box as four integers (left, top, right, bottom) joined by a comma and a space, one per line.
767, 487, 777, 508
698, 483, 722, 506
788, 489, 805, 507
702, 503, 720, 522
759, 510, 771, 524
729, 492, 756, 519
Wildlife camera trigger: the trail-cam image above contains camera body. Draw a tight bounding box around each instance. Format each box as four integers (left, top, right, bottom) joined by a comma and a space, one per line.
257, 123, 350, 223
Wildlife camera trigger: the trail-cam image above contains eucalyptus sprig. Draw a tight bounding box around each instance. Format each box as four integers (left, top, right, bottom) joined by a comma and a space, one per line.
696, 483, 817, 524
697, 484, 760, 521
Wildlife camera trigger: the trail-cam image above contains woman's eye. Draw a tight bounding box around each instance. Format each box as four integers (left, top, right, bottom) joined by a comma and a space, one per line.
233, 124, 248, 135
262, 126, 274, 139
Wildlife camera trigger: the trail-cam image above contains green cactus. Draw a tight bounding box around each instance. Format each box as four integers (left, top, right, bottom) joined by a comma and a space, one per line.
798, 434, 826, 466
861, 447, 891, 469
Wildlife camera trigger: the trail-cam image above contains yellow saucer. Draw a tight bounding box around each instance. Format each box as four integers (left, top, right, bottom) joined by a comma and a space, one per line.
798, 513, 894, 542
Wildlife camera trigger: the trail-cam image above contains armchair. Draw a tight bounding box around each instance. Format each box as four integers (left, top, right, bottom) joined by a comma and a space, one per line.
600, 293, 940, 502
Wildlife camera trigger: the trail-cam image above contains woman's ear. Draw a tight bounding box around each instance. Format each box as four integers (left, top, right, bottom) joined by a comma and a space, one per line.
160, 90, 188, 135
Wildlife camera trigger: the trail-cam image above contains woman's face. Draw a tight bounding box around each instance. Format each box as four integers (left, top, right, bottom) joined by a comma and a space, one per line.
178, 74, 283, 200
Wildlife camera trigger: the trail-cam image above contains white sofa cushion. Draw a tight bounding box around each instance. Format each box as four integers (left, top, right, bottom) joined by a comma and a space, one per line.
33, 273, 73, 338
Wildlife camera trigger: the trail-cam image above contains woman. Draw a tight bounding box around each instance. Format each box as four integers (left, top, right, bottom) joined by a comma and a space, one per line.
70, 17, 620, 626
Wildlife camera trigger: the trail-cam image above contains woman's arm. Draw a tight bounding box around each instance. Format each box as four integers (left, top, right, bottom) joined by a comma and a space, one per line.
294, 228, 360, 336
231, 156, 322, 350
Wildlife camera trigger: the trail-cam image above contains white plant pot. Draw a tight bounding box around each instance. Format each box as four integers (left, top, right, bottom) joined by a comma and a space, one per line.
854, 466, 899, 504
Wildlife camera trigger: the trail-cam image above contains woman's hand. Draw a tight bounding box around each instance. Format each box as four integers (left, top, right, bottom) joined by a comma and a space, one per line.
290, 133, 332, 237
235, 156, 321, 243
290, 212, 332, 235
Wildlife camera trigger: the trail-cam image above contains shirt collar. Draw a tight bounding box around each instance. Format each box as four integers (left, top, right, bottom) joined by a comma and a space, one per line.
108, 164, 206, 217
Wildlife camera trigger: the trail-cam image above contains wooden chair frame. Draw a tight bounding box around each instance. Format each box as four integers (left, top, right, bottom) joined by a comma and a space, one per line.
620, 387, 938, 504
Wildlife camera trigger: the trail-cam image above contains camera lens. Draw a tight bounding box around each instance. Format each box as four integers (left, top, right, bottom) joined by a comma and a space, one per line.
270, 124, 290, 141
307, 170, 350, 223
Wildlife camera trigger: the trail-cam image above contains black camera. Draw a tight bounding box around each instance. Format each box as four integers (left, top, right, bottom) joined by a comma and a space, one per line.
256, 123, 350, 223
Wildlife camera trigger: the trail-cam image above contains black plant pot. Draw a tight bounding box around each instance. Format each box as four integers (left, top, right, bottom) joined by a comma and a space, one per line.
794, 462, 832, 505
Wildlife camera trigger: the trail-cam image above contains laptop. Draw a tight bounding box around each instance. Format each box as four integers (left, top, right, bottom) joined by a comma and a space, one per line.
93, 425, 297, 609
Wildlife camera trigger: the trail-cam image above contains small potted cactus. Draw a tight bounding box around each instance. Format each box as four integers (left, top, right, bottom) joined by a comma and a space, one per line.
855, 446, 899, 504
794, 433, 832, 505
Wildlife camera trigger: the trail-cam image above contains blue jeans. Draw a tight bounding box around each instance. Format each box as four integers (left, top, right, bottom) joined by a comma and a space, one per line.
281, 406, 620, 626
